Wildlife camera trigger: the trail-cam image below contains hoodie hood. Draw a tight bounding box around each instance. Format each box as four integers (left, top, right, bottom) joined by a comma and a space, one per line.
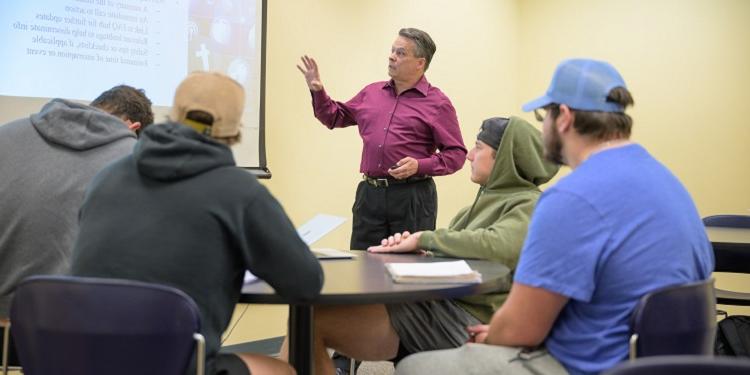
134, 122, 235, 181
450, 116, 559, 230
484, 116, 559, 192
30, 99, 135, 150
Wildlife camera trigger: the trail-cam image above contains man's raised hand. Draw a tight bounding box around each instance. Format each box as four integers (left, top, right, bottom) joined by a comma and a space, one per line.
297, 55, 324, 91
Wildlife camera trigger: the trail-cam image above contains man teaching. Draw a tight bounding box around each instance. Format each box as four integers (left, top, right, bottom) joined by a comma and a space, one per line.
298, 27, 467, 251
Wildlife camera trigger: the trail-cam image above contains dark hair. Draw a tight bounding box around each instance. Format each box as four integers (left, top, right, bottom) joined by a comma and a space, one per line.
398, 28, 436, 71
91, 85, 154, 135
550, 87, 635, 141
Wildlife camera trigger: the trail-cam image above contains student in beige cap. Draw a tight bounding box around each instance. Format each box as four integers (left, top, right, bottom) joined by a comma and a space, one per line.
71, 71, 323, 375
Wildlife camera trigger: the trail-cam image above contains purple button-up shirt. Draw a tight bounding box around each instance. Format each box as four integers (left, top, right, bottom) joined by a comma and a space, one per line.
311, 76, 466, 178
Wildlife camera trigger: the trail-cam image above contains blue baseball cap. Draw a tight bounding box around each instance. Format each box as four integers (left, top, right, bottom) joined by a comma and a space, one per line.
522, 58, 627, 113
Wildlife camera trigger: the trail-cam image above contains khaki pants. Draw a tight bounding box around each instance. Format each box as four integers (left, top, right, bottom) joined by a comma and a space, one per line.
395, 344, 569, 375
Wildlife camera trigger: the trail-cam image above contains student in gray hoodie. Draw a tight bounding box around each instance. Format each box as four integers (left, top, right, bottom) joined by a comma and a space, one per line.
0, 86, 152, 362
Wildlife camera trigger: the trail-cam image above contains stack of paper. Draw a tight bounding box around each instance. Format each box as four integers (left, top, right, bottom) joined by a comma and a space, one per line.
385, 260, 482, 284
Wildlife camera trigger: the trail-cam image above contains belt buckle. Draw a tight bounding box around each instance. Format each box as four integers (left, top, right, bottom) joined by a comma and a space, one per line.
376, 178, 389, 187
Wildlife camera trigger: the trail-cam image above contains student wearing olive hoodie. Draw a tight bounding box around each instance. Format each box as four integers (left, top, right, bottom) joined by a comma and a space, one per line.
291, 116, 559, 375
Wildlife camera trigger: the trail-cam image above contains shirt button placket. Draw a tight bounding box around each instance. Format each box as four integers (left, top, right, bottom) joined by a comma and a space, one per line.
380, 98, 398, 173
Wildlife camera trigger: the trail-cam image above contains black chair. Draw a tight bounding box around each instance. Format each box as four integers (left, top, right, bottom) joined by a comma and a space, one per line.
629, 278, 716, 360
703, 215, 750, 306
10, 275, 206, 375
604, 355, 750, 375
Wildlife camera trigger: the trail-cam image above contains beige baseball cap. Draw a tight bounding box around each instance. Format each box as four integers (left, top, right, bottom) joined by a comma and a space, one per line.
170, 71, 245, 138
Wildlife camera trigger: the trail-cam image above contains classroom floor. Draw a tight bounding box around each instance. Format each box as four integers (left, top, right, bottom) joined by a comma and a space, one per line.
220, 304, 396, 374
358, 361, 396, 375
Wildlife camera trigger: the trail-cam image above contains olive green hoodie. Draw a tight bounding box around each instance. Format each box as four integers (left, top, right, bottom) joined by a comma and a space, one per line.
417, 116, 559, 322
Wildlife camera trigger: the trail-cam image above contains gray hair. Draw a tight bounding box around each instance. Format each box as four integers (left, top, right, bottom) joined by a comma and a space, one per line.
398, 28, 436, 71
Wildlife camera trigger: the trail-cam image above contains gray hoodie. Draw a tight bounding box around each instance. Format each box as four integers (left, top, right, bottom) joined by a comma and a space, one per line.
0, 99, 135, 317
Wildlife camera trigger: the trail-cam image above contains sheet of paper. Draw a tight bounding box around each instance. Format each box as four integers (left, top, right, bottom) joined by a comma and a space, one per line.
296, 214, 347, 246
244, 271, 258, 283
244, 214, 348, 283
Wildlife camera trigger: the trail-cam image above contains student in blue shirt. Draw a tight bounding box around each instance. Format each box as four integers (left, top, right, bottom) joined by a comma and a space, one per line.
394, 58, 714, 375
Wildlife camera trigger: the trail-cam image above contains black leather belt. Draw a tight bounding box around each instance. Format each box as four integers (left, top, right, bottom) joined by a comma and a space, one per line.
363, 175, 431, 188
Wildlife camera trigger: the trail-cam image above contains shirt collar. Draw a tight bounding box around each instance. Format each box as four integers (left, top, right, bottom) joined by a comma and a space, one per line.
383, 75, 430, 96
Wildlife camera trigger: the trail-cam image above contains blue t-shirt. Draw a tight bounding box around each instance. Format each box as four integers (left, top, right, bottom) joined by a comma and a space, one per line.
514, 144, 714, 375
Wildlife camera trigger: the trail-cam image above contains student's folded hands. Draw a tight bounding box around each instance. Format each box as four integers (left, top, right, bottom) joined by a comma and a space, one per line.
367, 231, 427, 255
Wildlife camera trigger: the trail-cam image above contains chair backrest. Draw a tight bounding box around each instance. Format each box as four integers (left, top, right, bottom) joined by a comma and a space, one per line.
10, 275, 205, 375
703, 215, 750, 229
604, 355, 750, 375
629, 278, 716, 359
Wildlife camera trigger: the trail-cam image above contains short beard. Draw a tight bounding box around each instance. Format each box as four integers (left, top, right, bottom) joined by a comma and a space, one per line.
544, 124, 565, 165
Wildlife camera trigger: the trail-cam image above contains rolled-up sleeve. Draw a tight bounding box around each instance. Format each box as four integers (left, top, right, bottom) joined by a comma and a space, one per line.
417, 99, 467, 176
310, 89, 360, 129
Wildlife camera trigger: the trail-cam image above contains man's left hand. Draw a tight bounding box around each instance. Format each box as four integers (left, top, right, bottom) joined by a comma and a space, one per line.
388, 157, 419, 179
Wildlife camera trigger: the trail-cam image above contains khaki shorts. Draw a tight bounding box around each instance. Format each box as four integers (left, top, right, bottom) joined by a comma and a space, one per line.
396, 344, 569, 375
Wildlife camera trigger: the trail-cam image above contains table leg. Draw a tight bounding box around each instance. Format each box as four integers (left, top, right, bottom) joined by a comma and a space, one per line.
288, 304, 314, 375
